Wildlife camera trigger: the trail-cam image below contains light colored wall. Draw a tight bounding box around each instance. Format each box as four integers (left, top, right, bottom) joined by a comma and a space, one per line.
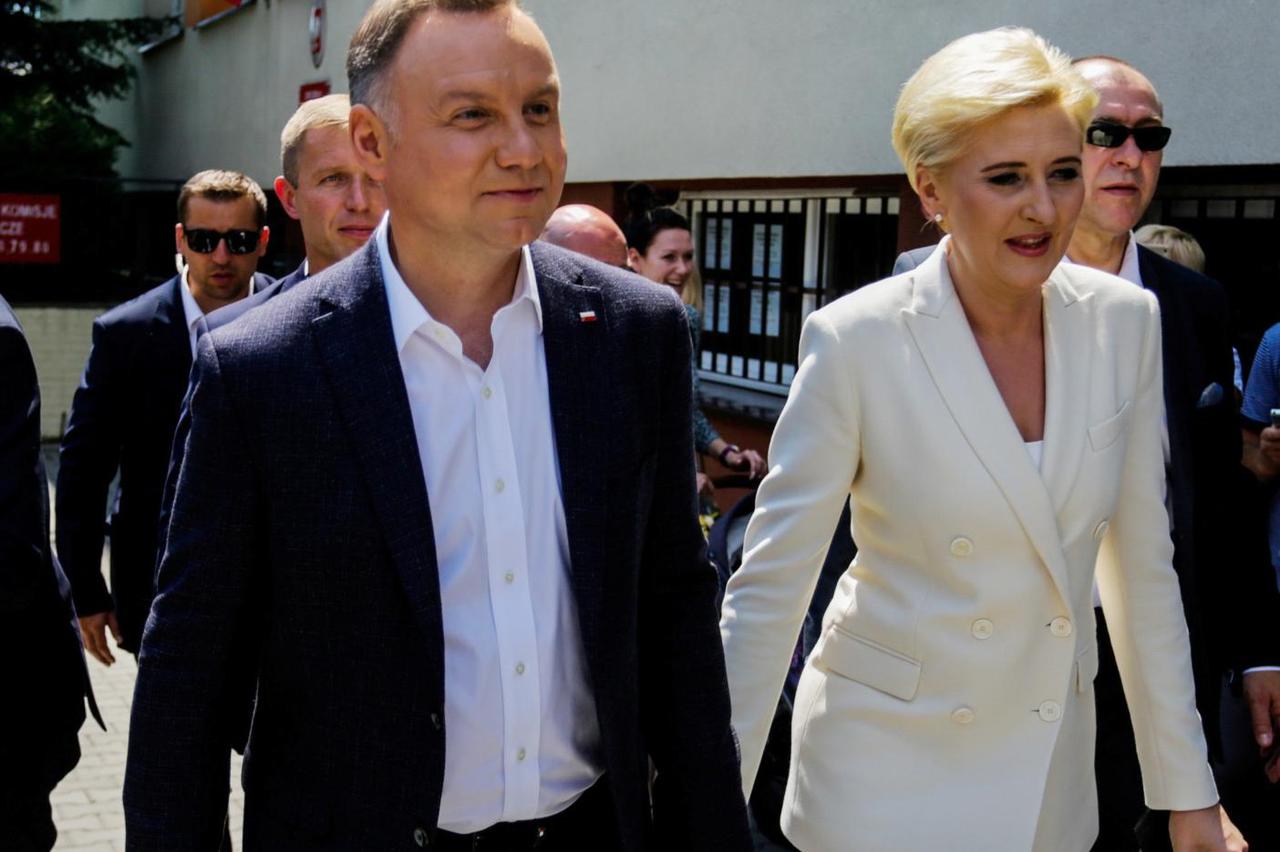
75, 0, 1280, 185
15, 306, 104, 440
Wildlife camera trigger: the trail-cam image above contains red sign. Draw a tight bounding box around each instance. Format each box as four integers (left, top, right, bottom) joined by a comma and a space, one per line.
299, 80, 331, 104
0, 194, 60, 264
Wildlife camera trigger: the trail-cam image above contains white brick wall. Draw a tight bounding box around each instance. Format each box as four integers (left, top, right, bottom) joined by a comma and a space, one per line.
15, 306, 109, 441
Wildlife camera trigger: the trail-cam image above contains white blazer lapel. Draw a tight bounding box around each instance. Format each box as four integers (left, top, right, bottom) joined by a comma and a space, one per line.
1039, 268, 1092, 519
901, 241, 1071, 607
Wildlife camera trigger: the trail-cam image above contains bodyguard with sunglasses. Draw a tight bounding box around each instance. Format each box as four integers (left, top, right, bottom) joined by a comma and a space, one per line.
56, 170, 272, 665
1063, 57, 1280, 851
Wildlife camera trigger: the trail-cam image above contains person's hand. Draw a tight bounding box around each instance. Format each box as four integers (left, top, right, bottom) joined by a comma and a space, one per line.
79, 610, 122, 666
724, 447, 766, 479
1168, 804, 1247, 851
1244, 669, 1280, 781
1259, 426, 1280, 466
696, 471, 715, 501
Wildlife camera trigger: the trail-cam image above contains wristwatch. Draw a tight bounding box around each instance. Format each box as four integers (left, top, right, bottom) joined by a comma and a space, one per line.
718, 443, 741, 466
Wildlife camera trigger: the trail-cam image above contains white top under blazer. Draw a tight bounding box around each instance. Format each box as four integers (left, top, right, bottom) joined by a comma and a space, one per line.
719, 239, 1217, 852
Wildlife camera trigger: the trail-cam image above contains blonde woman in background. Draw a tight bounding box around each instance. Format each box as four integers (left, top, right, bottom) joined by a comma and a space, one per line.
719, 28, 1244, 851
1135, 223, 1207, 273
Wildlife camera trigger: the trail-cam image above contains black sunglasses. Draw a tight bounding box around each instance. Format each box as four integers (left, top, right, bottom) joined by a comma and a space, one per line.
183, 228, 261, 255
1085, 121, 1172, 153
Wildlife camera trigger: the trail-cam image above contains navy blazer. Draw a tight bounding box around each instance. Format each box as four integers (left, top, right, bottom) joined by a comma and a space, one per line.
890, 244, 1280, 745
205, 261, 307, 335
0, 296, 101, 782
56, 273, 273, 652
124, 241, 751, 851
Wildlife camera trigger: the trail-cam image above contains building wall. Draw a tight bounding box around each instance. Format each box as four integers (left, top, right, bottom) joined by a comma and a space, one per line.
65, 0, 1280, 188
15, 306, 104, 439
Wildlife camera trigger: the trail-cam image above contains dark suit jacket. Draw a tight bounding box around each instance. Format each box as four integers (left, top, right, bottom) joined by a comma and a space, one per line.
205, 262, 307, 335
124, 241, 751, 851
56, 273, 273, 652
891, 244, 1280, 744
0, 296, 101, 787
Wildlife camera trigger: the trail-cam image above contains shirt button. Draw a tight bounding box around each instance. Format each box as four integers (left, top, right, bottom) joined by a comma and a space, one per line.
429, 712, 442, 731
950, 536, 974, 557
1093, 520, 1110, 541
495, 478, 505, 494
517, 748, 527, 762
515, 662, 525, 675
1038, 700, 1062, 722
504, 572, 515, 584
413, 826, 429, 847
482, 386, 493, 399
971, 619, 994, 640
951, 706, 975, 725
1049, 617, 1073, 637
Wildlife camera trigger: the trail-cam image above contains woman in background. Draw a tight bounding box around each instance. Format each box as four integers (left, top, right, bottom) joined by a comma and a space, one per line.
623, 184, 766, 482
719, 28, 1243, 851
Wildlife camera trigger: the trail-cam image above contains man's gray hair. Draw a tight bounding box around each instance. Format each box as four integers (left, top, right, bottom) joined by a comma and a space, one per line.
347, 0, 519, 118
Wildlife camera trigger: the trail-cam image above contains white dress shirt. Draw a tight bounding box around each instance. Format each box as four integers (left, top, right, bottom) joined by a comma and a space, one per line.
376, 217, 602, 832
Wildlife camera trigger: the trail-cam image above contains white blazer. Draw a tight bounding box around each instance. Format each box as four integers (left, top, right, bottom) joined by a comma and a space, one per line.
719, 241, 1217, 851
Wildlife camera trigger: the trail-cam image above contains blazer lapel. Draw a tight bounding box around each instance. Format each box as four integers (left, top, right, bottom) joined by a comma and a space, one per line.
310, 243, 444, 650
1039, 269, 1092, 518
902, 242, 1071, 606
531, 243, 608, 668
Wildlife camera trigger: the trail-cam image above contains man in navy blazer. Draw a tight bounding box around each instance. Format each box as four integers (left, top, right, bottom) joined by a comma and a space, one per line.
204, 94, 384, 335
0, 295, 102, 851
56, 170, 272, 663
124, 2, 750, 850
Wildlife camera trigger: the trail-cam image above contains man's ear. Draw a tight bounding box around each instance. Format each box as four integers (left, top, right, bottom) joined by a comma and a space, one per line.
350, 104, 391, 183
256, 225, 271, 258
274, 176, 301, 221
174, 222, 185, 255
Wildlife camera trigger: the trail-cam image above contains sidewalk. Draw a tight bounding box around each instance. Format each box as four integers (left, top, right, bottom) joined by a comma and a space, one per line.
51, 631, 246, 851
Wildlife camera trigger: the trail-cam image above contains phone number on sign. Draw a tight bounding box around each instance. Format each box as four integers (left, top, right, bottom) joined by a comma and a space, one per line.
1, 239, 53, 256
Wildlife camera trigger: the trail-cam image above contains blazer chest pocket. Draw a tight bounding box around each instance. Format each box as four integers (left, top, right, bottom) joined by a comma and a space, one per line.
1088, 401, 1130, 452
816, 626, 921, 701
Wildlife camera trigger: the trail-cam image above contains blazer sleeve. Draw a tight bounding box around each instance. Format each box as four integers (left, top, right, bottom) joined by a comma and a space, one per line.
640, 298, 752, 849
123, 334, 262, 851
1094, 295, 1219, 811
719, 309, 860, 797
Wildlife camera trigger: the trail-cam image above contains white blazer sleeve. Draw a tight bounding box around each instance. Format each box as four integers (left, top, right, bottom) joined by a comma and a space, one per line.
719, 309, 861, 797
1094, 293, 1218, 810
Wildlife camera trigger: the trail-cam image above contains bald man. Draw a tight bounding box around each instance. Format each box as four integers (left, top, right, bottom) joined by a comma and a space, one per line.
1065, 56, 1279, 851
540, 204, 628, 267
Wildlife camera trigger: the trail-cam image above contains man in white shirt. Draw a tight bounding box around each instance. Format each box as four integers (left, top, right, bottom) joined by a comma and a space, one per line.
124, 3, 752, 850
56, 169, 271, 665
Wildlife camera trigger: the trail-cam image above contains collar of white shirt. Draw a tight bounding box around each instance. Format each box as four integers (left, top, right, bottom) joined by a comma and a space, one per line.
1065, 230, 1142, 287
376, 213, 544, 353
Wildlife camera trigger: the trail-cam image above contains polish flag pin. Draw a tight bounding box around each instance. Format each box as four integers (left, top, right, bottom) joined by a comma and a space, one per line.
579, 310, 598, 323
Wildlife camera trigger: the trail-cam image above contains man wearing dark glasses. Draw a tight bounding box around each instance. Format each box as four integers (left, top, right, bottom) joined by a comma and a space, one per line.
1065, 57, 1280, 852
56, 170, 273, 668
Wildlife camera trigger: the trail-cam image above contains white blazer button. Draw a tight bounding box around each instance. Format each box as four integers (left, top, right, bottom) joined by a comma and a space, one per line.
1092, 520, 1109, 541
971, 619, 994, 640
950, 536, 974, 557
951, 706, 975, 725
1038, 700, 1062, 722
1049, 617, 1073, 637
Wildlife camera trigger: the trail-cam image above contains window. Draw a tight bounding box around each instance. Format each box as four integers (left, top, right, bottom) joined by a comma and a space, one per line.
683, 191, 901, 394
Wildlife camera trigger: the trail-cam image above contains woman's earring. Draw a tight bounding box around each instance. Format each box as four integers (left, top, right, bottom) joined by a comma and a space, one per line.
933, 213, 944, 224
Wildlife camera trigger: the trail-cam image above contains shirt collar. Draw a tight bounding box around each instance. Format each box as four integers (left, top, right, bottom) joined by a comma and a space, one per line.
1064, 230, 1144, 287
376, 212, 543, 354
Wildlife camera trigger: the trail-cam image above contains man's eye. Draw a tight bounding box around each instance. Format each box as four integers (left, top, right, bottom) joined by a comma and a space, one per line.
456, 109, 488, 122
525, 102, 553, 118
987, 172, 1020, 187
322, 174, 349, 185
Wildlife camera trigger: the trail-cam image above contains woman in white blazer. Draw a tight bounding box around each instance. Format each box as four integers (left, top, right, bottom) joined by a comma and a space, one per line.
718, 28, 1244, 852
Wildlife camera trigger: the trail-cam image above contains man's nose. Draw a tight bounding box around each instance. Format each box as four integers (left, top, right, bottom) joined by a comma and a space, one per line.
211, 238, 233, 263
1111, 134, 1145, 170
496, 118, 542, 170
347, 176, 371, 211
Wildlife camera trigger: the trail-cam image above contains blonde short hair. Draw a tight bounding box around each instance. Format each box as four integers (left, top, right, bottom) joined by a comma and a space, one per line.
1135, 224, 1206, 273
280, 94, 352, 186
893, 27, 1098, 192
